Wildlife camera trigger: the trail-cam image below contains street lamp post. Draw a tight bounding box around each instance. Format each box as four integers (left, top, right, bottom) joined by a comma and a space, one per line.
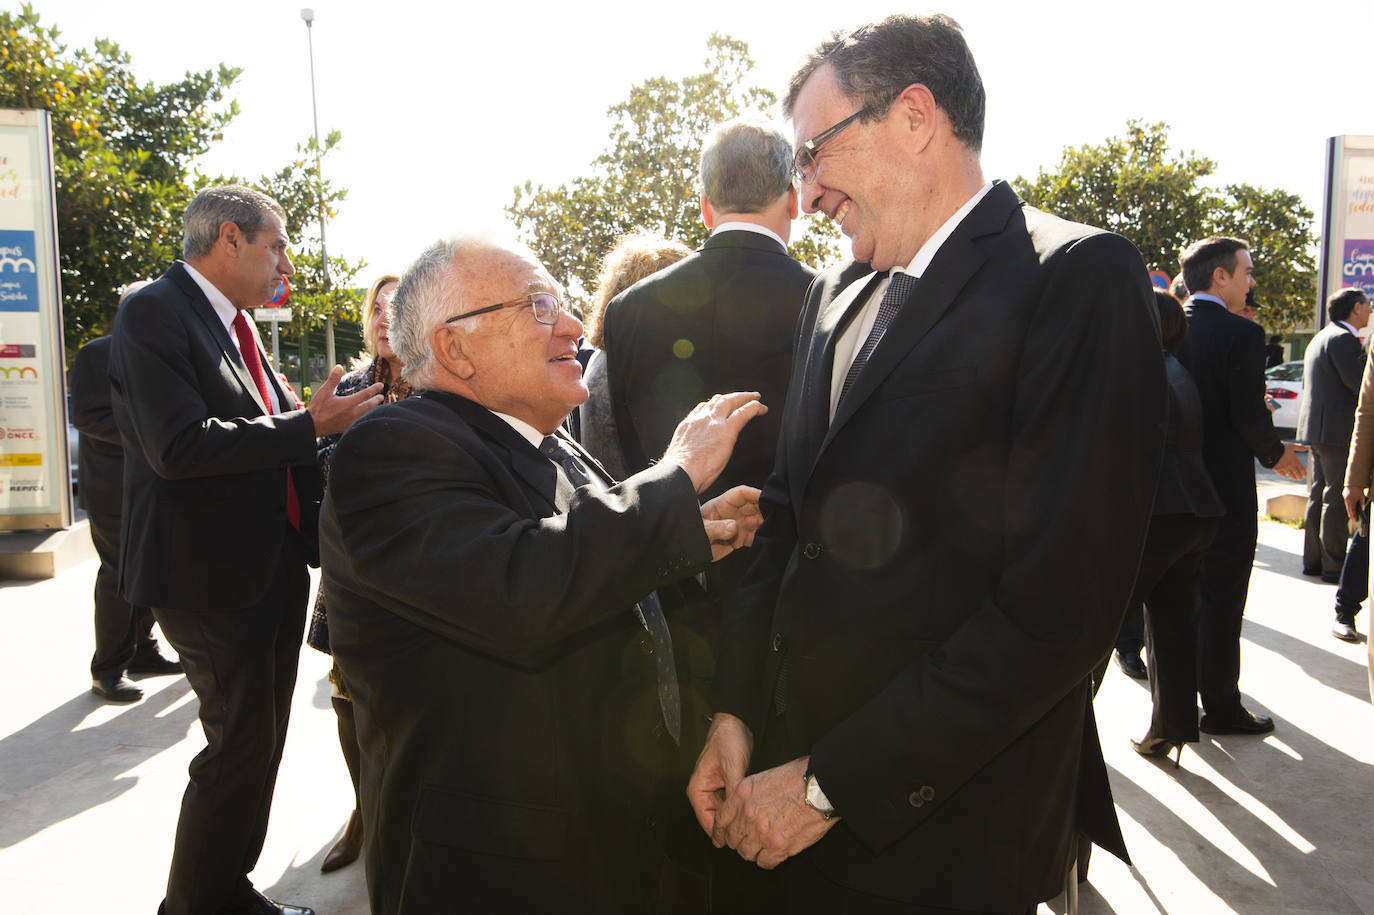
300, 7, 336, 374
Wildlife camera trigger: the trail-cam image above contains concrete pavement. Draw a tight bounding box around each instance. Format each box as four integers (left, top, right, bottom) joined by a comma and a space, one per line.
1, 499, 1371, 914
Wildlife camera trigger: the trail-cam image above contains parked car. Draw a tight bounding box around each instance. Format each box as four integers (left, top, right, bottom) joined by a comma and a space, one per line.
1266, 360, 1303, 437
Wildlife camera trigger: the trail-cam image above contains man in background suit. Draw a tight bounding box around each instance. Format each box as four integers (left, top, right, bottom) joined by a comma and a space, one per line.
69, 281, 181, 703
109, 185, 381, 915
319, 234, 765, 913
1174, 236, 1306, 738
604, 118, 814, 509
1298, 288, 1370, 580
687, 15, 1166, 912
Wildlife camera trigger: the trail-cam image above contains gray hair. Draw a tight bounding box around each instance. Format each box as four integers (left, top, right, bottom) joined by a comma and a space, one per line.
182, 185, 287, 259
699, 119, 794, 213
785, 14, 985, 154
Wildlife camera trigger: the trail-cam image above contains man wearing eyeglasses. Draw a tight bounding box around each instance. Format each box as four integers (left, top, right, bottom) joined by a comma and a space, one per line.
318, 234, 768, 913
687, 15, 1166, 912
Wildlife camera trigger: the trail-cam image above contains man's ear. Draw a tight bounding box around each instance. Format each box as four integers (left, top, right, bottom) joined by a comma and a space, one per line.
700, 192, 715, 231
218, 220, 243, 256
787, 185, 800, 221
431, 324, 476, 381
894, 83, 937, 148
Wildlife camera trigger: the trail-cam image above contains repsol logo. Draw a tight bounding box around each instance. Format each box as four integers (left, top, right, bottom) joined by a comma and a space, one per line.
0, 366, 38, 379
8, 482, 44, 493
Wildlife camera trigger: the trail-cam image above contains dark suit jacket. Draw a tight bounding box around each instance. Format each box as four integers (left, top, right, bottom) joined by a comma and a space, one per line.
67, 336, 123, 516
1174, 298, 1285, 513
602, 229, 815, 499
318, 391, 713, 914
108, 262, 322, 611
714, 181, 1166, 910
1297, 320, 1365, 447
1155, 353, 1225, 518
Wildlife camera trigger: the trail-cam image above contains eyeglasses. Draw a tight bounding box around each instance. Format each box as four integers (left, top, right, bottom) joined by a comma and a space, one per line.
445, 292, 563, 326
791, 107, 871, 185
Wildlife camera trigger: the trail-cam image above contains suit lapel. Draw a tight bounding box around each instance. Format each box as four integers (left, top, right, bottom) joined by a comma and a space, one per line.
441, 393, 563, 515
169, 264, 270, 416
817, 183, 1020, 458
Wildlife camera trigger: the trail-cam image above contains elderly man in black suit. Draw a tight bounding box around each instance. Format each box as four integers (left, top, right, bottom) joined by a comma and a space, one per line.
686, 15, 1167, 912
69, 281, 182, 703
110, 185, 382, 915
1174, 236, 1306, 740
1298, 288, 1370, 580
318, 234, 766, 914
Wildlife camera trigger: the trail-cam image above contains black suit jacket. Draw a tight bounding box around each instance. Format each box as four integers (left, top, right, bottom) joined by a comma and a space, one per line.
318, 391, 713, 914
1155, 354, 1225, 518
602, 229, 815, 498
1297, 320, 1365, 447
715, 182, 1165, 909
1174, 298, 1284, 513
67, 336, 123, 516
108, 262, 322, 611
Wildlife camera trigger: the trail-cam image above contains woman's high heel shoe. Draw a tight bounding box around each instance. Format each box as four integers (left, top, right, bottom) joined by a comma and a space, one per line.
1131, 733, 1185, 769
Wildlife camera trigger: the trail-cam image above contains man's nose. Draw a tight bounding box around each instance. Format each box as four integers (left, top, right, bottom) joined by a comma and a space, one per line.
280, 252, 295, 276
556, 306, 583, 339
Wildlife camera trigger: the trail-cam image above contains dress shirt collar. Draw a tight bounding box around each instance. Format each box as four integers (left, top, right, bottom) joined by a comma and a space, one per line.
710, 221, 787, 251
894, 181, 995, 280
181, 260, 240, 342
492, 411, 547, 449
1336, 320, 1358, 335
1188, 293, 1227, 309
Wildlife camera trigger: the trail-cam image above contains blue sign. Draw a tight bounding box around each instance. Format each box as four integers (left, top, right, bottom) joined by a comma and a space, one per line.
0, 229, 39, 312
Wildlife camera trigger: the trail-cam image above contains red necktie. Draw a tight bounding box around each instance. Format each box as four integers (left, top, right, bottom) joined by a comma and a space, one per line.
232, 310, 301, 530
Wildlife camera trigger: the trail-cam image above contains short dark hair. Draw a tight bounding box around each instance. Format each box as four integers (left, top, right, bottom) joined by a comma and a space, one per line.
1178, 236, 1249, 297
1328, 287, 1369, 323
1155, 289, 1188, 352
784, 14, 985, 154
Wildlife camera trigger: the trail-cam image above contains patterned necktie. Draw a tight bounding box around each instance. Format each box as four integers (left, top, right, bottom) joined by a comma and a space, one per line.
232, 310, 300, 530
539, 434, 682, 745
839, 271, 918, 404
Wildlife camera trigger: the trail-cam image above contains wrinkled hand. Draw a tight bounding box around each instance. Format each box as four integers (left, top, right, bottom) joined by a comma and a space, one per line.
1345, 485, 1368, 524
662, 392, 767, 493
687, 713, 753, 835
1272, 442, 1306, 482
713, 756, 840, 869
701, 486, 762, 561
307, 365, 384, 437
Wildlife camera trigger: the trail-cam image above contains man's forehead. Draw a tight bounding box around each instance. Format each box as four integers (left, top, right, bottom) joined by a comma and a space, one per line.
792, 64, 847, 141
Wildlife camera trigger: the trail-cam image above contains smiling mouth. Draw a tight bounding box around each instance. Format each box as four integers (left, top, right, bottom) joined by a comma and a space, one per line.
831, 200, 851, 228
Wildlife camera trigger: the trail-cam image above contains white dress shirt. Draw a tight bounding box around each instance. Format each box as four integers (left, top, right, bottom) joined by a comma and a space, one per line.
182, 260, 282, 414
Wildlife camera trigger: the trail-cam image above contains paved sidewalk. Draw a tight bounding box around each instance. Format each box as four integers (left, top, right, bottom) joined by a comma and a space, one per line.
1, 512, 1371, 914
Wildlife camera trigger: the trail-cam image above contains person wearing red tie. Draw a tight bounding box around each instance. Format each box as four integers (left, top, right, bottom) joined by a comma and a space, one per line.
109, 185, 381, 915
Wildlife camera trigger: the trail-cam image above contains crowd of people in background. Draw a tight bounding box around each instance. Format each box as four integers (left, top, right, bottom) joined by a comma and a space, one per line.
62, 11, 1372, 915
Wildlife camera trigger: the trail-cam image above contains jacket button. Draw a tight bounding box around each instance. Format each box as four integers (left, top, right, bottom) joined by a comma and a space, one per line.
908, 791, 924, 808
803, 543, 821, 559
772, 633, 784, 652
920, 785, 935, 802
640, 637, 654, 655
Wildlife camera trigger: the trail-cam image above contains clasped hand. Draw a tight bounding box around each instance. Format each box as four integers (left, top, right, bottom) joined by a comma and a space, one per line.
685, 713, 839, 870
701, 486, 762, 560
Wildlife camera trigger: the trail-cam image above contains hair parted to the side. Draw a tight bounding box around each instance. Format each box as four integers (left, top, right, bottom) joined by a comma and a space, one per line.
585, 233, 692, 349
784, 14, 985, 153
390, 238, 469, 390
182, 185, 287, 259
700, 120, 794, 214
1178, 236, 1249, 296
1328, 287, 1369, 323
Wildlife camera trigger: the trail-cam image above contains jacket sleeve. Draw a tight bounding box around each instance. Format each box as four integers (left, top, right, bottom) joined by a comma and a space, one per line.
1346, 343, 1374, 492
1229, 319, 1286, 467
67, 341, 120, 446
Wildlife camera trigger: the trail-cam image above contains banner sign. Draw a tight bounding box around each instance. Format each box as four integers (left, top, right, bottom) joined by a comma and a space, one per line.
0, 109, 71, 530
1320, 136, 1374, 322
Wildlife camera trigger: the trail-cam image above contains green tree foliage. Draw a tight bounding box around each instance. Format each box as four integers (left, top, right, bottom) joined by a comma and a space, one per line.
508, 34, 840, 304
0, 4, 239, 352
1014, 120, 1316, 332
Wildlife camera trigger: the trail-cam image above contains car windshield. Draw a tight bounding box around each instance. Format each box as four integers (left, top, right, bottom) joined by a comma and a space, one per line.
1266, 361, 1303, 382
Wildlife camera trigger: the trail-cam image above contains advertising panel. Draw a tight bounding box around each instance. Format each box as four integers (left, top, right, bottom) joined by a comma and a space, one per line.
0, 109, 71, 530
1320, 136, 1374, 322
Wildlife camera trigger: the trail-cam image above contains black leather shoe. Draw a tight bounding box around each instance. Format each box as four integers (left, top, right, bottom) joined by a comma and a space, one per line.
1302, 566, 1323, 577
1199, 708, 1274, 735
1333, 616, 1360, 642
128, 644, 183, 676
238, 889, 315, 915
1114, 649, 1148, 680
91, 675, 143, 702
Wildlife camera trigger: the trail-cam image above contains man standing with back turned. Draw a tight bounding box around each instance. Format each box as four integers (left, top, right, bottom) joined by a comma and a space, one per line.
110, 185, 381, 915
687, 14, 1166, 913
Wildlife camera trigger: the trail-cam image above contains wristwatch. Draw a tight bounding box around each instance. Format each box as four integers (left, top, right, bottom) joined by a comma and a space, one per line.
803, 769, 836, 819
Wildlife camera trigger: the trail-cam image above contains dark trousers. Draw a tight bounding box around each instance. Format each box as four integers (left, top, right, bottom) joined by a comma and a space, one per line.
153, 533, 308, 915
1304, 442, 1352, 578
1335, 505, 1368, 620
87, 509, 155, 679
1133, 514, 1217, 742
1196, 505, 1257, 718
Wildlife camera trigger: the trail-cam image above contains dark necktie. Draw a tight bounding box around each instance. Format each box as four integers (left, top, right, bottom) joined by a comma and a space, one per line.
539, 434, 682, 745
232, 310, 300, 530
838, 271, 918, 404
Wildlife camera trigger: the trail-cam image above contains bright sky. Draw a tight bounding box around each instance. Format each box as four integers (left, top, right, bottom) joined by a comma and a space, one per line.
26, 0, 1369, 281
